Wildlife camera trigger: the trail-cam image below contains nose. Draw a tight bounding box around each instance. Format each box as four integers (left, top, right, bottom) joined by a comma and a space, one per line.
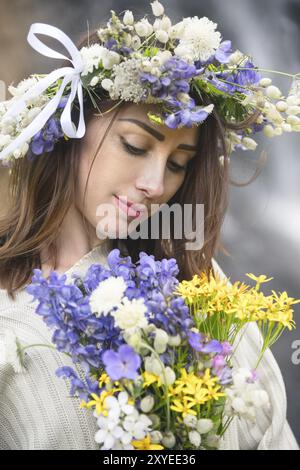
135, 162, 165, 200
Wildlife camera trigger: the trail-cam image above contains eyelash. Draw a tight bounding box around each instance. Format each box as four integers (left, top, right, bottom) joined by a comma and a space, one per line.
122, 141, 187, 173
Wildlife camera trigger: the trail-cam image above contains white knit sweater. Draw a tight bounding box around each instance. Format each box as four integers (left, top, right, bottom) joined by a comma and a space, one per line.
0, 244, 298, 450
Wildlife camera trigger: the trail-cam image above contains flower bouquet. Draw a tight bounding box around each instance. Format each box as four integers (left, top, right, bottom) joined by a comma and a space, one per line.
21, 249, 299, 450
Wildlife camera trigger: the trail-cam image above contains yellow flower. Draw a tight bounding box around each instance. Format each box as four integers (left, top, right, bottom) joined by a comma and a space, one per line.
142, 371, 162, 388
99, 372, 111, 388
80, 388, 119, 416
170, 398, 197, 417
132, 435, 164, 450
245, 273, 273, 289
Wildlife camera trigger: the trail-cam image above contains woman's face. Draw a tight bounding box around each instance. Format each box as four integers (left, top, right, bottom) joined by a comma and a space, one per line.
76, 102, 198, 240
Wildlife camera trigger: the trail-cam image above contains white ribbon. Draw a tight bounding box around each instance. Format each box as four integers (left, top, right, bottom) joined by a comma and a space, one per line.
0, 23, 86, 160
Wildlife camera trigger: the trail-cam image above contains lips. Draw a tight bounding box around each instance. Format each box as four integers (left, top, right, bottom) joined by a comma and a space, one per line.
114, 195, 146, 218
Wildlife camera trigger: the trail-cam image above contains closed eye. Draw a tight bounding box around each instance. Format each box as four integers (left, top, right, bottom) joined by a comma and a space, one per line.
121, 140, 188, 173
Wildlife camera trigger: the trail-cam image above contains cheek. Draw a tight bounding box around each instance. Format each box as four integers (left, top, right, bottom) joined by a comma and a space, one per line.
163, 172, 186, 203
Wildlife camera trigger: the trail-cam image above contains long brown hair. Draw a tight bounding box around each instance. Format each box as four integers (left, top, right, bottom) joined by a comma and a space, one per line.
0, 28, 263, 300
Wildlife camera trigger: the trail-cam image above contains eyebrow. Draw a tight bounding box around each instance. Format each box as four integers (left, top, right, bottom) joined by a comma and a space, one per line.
117, 118, 198, 152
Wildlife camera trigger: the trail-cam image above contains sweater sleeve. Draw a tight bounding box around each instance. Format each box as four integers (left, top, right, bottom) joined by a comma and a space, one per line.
211, 258, 299, 450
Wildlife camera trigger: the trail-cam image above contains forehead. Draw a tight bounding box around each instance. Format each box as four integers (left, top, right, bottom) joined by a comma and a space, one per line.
117, 102, 199, 145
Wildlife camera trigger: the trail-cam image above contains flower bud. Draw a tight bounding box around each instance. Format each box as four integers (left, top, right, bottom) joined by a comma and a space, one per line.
263, 124, 275, 137
140, 395, 155, 413
183, 414, 198, 428
197, 418, 214, 434
162, 431, 176, 448
281, 123, 292, 132
148, 414, 160, 427
160, 16, 172, 31
101, 78, 114, 92
275, 101, 288, 112
287, 115, 300, 125
242, 137, 257, 151
286, 106, 300, 115
90, 76, 100, 87
205, 434, 220, 448
168, 334, 181, 346
266, 85, 282, 99
287, 95, 300, 106
123, 10, 134, 26
150, 430, 163, 444
259, 77, 272, 87
151, 1, 165, 17
188, 430, 201, 447
155, 30, 169, 44
159, 366, 176, 386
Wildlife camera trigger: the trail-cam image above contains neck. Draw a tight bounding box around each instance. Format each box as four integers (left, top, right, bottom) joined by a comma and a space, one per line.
40, 203, 107, 276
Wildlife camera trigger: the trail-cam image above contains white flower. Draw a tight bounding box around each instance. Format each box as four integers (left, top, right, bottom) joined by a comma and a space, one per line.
266, 85, 282, 100
112, 297, 148, 333
105, 391, 135, 416
173, 16, 222, 62
123, 10, 134, 26
123, 409, 153, 439
80, 44, 107, 76
89, 276, 126, 316
111, 58, 148, 103
95, 415, 124, 449
0, 134, 11, 149
8, 77, 39, 97
0, 330, 25, 373
134, 19, 153, 37
155, 30, 169, 44
151, 1, 165, 17
225, 368, 270, 423
196, 418, 214, 434
188, 430, 201, 447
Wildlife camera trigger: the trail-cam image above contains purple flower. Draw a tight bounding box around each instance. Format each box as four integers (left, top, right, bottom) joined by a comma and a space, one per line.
215, 40, 232, 64
30, 117, 64, 156
188, 331, 223, 354
102, 344, 141, 381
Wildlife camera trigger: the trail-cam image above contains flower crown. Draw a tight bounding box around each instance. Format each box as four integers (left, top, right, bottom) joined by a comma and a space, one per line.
0, 0, 299, 166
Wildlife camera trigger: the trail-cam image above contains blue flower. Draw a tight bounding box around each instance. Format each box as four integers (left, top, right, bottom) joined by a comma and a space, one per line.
102, 344, 141, 381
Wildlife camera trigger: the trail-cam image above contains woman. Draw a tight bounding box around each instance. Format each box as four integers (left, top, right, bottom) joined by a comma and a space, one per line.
0, 2, 299, 449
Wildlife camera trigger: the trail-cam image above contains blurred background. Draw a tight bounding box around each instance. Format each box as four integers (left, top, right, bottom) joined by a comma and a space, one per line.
0, 0, 299, 444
